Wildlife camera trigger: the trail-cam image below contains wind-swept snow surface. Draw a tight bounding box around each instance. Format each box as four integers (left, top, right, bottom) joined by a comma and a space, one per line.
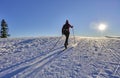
0, 37, 120, 78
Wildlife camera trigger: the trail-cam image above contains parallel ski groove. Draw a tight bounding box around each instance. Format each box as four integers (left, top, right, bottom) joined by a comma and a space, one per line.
95, 39, 120, 77
0, 47, 63, 77
21, 47, 73, 78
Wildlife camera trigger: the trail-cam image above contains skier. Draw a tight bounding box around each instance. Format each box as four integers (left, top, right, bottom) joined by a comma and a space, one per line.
62, 20, 73, 49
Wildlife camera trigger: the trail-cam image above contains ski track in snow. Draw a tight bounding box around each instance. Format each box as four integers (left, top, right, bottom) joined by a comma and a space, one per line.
0, 37, 120, 78
0, 37, 64, 78
21, 47, 73, 78
99, 39, 120, 77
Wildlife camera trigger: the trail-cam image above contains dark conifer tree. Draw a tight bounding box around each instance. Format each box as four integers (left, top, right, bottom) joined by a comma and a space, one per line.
0, 19, 10, 38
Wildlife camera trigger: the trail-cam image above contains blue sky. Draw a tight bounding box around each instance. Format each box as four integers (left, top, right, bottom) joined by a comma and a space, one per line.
0, 0, 120, 37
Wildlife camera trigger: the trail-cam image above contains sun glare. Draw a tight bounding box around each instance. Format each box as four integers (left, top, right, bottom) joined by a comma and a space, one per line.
98, 23, 107, 31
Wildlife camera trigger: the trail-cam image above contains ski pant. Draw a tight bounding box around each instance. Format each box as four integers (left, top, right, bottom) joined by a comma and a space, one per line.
64, 32, 70, 46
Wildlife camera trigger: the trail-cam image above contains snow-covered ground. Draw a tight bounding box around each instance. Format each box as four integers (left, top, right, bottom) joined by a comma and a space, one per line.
0, 36, 120, 78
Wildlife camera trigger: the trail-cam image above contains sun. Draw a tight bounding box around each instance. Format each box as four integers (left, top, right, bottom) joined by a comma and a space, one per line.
98, 23, 107, 31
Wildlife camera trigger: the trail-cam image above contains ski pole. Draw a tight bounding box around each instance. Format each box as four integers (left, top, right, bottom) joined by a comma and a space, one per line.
49, 35, 63, 51
72, 27, 76, 44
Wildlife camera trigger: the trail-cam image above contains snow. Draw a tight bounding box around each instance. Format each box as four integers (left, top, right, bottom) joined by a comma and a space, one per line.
0, 36, 120, 78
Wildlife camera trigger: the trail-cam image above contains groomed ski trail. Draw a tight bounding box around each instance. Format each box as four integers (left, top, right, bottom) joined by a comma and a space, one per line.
1, 44, 75, 78
21, 47, 74, 78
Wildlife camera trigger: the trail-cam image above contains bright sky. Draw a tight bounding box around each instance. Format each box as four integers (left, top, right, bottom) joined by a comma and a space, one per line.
0, 0, 120, 37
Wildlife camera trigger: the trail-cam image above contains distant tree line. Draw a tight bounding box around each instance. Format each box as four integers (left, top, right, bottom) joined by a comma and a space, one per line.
0, 19, 10, 38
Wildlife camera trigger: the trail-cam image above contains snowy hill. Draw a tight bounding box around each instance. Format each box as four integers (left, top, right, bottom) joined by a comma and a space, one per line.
0, 36, 120, 78
105, 36, 120, 39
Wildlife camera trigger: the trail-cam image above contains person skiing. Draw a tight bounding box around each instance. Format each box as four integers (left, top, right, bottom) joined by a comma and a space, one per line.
62, 20, 73, 49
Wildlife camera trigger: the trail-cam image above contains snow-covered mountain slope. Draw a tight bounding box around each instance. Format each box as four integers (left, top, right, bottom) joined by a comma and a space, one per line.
0, 37, 120, 78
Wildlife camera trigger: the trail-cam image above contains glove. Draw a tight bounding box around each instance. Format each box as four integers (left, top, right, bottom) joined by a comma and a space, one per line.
71, 26, 73, 28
